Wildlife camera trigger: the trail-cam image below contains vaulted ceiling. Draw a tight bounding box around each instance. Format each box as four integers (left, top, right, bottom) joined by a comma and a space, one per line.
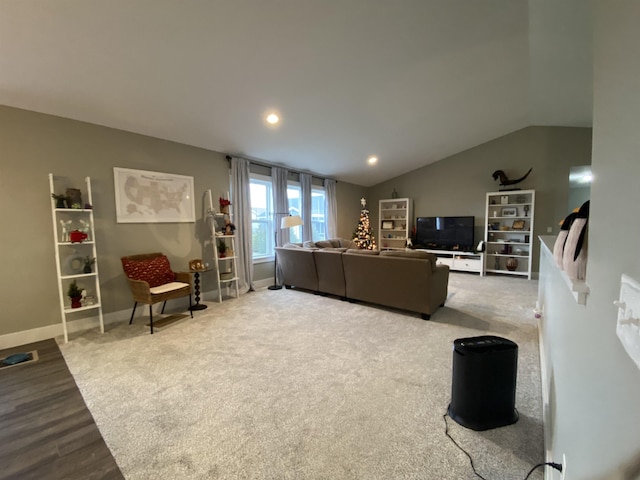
0, 0, 592, 186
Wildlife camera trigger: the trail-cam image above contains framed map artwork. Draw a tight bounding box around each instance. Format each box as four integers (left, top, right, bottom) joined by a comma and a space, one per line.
113, 167, 195, 223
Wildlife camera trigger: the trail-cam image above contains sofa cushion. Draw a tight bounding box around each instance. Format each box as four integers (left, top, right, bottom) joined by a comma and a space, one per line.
122, 255, 177, 287
338, 239, 356, 249
380, 250, 438, 271
282, 243, 302, 248
303, 241, 316, 248
314, 240, 334, 249
314, 238, 354, 249
346, 248, 379, 255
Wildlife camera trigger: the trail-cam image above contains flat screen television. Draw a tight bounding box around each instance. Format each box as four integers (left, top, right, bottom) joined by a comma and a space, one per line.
415, 216, 474, 251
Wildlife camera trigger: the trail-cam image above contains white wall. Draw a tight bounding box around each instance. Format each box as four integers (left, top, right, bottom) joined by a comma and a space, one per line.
539, 3, 640, 479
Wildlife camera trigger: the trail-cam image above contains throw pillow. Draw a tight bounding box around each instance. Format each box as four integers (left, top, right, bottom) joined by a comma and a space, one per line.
314, 240, 334, 249
122, 255, 176, 287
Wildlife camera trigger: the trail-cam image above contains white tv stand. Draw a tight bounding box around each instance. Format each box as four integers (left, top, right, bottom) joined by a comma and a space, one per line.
419, 249, 484, 276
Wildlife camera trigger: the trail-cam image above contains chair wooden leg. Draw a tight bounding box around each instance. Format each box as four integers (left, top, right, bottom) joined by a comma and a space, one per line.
149, 305, 154, 334
129, 302, 138, 325
189, 295, 193, 318
161, 301, 167, 314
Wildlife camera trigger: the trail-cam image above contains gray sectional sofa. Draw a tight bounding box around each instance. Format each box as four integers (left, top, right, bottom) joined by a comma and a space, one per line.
275, 239, 450, 320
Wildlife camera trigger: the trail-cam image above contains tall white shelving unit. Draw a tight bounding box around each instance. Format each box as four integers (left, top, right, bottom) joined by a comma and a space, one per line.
379, 197, 412, 250
484, 189, 535, 279
49, 174, 104, 342
207, 190, 239, 302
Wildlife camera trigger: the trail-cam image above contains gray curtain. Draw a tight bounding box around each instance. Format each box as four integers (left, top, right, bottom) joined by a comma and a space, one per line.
300, 173, 313, 242
272, 167, 289, 284
230, 156, 254, 292
325, 178, 337, 239
272, 167, 290, 247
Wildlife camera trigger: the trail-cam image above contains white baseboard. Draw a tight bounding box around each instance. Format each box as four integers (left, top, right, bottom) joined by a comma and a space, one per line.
0, 285, 263, 349
0, 308, 127, 349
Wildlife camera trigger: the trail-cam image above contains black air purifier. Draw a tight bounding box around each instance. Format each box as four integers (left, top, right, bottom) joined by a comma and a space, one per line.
447, 335, 518, 431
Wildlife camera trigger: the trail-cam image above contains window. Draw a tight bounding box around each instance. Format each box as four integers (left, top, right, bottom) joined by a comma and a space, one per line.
287, 183, 302, 244
249, 174, 327, 260
311, 187, 326, 241
250, 176, 273, 261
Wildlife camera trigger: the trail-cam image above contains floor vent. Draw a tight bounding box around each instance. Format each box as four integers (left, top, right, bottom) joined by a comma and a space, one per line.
0, 350, 39, 370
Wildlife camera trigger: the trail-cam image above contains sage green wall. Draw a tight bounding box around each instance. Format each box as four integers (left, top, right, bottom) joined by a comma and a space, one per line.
0, 105, 367, 336
337, 181, 368, 240
0, 106, 231, 336
367, 126, 592, 273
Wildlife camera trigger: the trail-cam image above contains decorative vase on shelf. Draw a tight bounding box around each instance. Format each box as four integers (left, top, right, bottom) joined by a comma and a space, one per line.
391, 188, 398, 199
83, 265, 92, 274
70, 296, 82, 308
506, 257, 518, 271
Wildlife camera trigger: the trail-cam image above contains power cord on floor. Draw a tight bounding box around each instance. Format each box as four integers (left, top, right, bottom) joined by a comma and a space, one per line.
442, 412, 563, 480
523, 462, 563, 479
443, 413, 489, 480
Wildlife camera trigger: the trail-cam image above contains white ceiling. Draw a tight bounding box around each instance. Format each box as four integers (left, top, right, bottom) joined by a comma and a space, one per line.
0, 0, 592, 186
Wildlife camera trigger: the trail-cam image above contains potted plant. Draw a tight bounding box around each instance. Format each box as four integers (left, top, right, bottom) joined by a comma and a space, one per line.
67, 280, 83, 308
83, 256, 96, 273
219, 197, 231, 214
51, 193, 69, 208
217, 239, 228, 258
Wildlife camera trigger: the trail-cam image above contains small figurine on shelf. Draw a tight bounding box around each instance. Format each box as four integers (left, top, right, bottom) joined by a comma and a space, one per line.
59, 219, 72, 242
52, 193, 69, 208
224, 217, 236, 235
219, 197, 231, 214
79, 219, 91, 241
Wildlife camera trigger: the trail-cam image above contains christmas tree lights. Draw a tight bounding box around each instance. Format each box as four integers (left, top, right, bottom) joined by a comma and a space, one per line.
352, 197, 377, 250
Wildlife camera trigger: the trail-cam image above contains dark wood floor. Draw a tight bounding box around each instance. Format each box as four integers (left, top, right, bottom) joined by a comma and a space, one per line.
0, 339, 124, 480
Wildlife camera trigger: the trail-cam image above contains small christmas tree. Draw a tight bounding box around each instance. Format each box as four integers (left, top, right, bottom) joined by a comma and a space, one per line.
352, 198, 377, 250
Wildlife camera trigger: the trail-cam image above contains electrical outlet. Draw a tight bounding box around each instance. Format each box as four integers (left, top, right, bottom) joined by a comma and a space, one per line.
561, 453, 567, 480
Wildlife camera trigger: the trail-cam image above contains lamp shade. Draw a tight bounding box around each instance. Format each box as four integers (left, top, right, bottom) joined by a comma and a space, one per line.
281, 215, 302, 229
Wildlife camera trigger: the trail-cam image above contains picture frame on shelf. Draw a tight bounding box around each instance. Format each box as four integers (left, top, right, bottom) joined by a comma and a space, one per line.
382, 221, 393, 230
501, 207, 517, 217
512, 220, 526, 230
500, 195, 509, 205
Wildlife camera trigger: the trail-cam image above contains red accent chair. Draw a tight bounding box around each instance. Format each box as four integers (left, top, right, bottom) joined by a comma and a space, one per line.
121, 253, 192, 334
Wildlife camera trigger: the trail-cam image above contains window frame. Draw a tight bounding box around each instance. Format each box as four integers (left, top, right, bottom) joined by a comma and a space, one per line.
249, 174, 275, 263
249, 174, 329, 262
311, 185, 327, 242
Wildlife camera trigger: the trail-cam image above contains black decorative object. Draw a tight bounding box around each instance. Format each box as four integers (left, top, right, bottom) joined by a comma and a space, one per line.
492, 168, 533, 190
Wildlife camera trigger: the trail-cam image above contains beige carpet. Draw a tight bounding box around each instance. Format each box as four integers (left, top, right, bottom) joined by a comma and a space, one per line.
59, 273, 543, 480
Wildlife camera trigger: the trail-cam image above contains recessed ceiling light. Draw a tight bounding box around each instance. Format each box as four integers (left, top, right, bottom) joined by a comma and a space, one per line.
266, 113, 279, 125
368, 156, 378, 165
